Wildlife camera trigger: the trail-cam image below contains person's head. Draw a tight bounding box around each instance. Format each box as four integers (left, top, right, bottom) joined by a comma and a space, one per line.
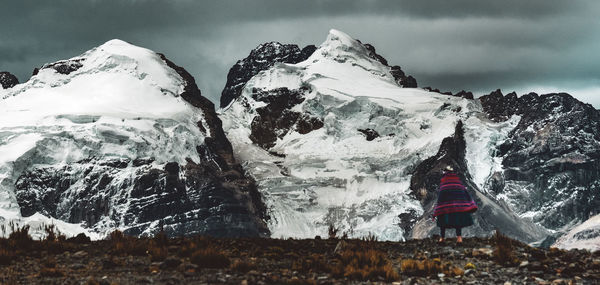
443, 165, 454, 173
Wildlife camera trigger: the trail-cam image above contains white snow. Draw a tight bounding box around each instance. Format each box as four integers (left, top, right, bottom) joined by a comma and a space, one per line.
221, 29, 482, 240
0, 39, 205, 239
464, 114, 521, 190
553, 213, 600, 252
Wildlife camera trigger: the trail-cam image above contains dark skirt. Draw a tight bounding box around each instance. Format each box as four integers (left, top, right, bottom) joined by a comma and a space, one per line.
436, 212, 474, 228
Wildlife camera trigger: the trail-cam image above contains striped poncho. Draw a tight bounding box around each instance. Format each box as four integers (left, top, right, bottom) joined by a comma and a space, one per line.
433, 172, 478, 218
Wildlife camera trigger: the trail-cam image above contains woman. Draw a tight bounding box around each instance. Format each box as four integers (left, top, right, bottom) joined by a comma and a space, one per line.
433, 165, 477, 243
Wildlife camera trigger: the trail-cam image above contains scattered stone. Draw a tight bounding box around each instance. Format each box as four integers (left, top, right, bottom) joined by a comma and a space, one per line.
519, 261, 529, 268
73, 250, 88, 258
160, 257, 181, 269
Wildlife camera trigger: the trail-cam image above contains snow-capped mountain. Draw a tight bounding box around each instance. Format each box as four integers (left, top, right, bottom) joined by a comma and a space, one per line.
219, 29, 556, 242
553, 213, 600, 251
0, 40, 267, 238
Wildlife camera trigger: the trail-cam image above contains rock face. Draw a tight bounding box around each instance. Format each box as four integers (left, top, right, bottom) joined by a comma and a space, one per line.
0, 39, 268, 238
0, 71, 19, 89
409, 121, 548, 242
479, 90, 600, 230
361, 41, 417, 88
220, 42, 316, 108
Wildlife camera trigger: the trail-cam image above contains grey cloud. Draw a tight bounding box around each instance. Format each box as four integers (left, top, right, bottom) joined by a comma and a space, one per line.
0, 0, 598, 107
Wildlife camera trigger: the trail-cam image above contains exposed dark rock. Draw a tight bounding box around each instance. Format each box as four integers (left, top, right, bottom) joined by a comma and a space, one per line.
0, 71, 19, 89
220, 42, 316, 108
41, 59, 85, 75
455, 90, 474, 100
363, 43, 388, 66
357, 129, 380, 141
248, 87, 322, 149
480, 90, 600, 230
409, 121, 547, 242
424, 88, 474, 100
390, 66, 418, 88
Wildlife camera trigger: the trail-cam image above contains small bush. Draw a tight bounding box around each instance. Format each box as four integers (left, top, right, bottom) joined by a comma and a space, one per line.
191, 247, 230, 268
292, 253, 330, 274
361, 233, 378, 242
328, 224, 339, 239
8, 225, 32, 250
152, 228, 169, 247
39, 267, 65, 277
109, 229, 149, 256
333, 249, 399, 281
0, 248, 15, 265
231, 259, 257, 273
147, 240, 168, 262
400, 258, 464, 277
493, 230, 517, 265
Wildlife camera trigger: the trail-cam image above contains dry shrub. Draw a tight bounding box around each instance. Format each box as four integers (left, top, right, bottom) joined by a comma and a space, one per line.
361, 233, 378, 242
292, 253, 330, 274
40, 256, 64, 277
0, 248, 15, 265
43, 225, 69, 254
333, 249, 399, 281
152, 228, 169, 247
179, 241, 199, 257
231, 259, 257, 273
328, 224, 339, 239
493, 230, 517, 265
110, 230, 147, 256
179, 236, 209, 257
8, 225, 32, 250
191, 247, 230, 268
285, 279, 317, 285
400, 258, 464, 277
39, 267, 65, 277
147, 240, 168, 262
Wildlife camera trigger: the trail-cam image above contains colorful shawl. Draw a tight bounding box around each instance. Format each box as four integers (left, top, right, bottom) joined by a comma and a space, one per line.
433, 172, 478, 218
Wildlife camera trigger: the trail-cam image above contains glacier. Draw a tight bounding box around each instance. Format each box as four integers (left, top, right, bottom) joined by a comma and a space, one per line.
220, 29, 532, 241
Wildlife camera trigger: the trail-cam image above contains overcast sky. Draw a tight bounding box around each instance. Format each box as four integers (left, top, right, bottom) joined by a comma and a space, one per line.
1, 0, 599, 107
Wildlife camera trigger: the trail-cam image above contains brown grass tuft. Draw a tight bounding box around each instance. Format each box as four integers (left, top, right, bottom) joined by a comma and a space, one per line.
333, 249, 399, 281
493, 230, 518, 265
292, 253, 330, 274
190, 247, 230, 268
110, 230, 148, 256
0, 248, 15, 265
8, 225, 32, 250
147, 240, 168, 262
231, 259, 257, 273
400, 258, 464, 277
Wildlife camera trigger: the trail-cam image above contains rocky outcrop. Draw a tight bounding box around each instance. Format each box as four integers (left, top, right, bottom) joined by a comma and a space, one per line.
360, 41, 418, 88
479, 90, 600, 230
357, 128, 380, 141
409, 121, 548, 242
248, 87, 322, 149
0, 71, 19, 89
220, 42, 316, 108
423, 88, 474, 100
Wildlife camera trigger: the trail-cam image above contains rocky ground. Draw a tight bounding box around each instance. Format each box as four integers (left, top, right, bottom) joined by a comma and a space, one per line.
0, 228, 598, 284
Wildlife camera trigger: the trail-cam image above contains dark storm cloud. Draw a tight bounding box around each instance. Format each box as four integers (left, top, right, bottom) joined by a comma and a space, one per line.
1, 0, 599, 107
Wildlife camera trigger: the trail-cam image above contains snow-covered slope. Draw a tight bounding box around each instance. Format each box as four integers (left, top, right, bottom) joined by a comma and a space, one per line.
553, 213, 600, 252
220, 29, 546, 241
0, 40, 267, 239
